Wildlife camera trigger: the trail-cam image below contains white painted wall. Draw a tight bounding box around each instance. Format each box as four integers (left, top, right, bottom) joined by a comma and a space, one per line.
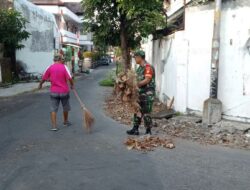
141, 35, 154, 66
167, 0, 191, 16
146, 32, 188, 112
143, 0, 250, 121
38, 5, 82, 23
160, 35, 177, 103
218, 2, 250, 121
14, 0, 59, 74
185, 5, 214, 112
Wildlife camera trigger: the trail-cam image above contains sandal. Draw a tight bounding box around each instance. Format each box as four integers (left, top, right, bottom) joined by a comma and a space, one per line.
50, 128, 59, 131
63, 121, 72, 127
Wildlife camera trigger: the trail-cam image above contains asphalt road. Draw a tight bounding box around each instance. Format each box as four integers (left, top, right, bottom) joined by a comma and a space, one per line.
0, 65, 250, 190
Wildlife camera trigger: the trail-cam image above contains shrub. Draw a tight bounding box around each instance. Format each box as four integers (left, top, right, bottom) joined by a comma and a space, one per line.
92, 51, 103, 61
99, 79, 114, 87
83, 51, 93, 58
99, 70, 116, 87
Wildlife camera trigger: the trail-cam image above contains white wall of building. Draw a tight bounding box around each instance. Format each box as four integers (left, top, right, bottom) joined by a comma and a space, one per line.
218, 1, 250, 121
185, 5, 214, 112
14, 0, 59, 74
38, 5, 92, 47
143, 0, 250, 121
167, 0, 191, 16
143, 32, 189, 113
38, 5, 82, 23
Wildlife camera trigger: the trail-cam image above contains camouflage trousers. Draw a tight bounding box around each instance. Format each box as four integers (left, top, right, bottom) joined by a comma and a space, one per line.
133, 93, 154, 129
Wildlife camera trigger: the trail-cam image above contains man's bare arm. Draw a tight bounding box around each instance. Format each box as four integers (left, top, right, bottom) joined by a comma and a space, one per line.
69, 78, 74, 89
38, 80, 46, 90
138, 77, 151, 88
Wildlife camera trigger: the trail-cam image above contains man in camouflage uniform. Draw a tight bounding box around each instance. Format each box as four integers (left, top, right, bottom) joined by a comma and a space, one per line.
127, 50, 156, 135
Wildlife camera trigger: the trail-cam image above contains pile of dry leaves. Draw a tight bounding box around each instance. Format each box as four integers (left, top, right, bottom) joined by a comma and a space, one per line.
104, 94, 134, 125
124, 136, 175, 152
104, 92, 167, 126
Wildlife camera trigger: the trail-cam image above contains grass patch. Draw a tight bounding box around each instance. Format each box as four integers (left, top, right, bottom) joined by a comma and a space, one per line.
175, 112, 182, 116
99, 71, 115, 87
99, 61, 124, 87
99, 78, 115, 86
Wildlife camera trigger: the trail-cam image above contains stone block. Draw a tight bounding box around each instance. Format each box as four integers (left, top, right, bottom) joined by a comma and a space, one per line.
202, 98, 222, 127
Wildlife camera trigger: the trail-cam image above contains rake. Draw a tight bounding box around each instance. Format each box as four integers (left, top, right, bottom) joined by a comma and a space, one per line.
73, 89, 95, 133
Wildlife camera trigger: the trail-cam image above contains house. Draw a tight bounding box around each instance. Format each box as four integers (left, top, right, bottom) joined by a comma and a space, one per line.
12, 0, 59, 76
10, 0, 93, 77
30, 0, 93, 50
30, 0, 93, 73
142, 0, 250, 122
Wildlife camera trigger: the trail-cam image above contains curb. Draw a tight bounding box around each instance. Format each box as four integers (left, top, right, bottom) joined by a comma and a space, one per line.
0, 82, 50, 98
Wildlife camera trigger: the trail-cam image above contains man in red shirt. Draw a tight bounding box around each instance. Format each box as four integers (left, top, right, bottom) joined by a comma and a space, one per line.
39, 54, 74, 131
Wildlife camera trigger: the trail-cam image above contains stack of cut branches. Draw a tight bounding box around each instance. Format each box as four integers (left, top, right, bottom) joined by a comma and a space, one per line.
114, 70, 140, 112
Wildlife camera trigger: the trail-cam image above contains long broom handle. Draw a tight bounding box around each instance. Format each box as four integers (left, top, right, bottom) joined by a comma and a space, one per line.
73, 89, 86, 110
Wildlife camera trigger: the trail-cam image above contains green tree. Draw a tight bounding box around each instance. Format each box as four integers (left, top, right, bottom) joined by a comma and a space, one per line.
82, 0, 166, 69
0, 9, 30, 76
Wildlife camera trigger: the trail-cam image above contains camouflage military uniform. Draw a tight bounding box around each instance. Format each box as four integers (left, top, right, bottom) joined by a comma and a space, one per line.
132, 63, 156, 134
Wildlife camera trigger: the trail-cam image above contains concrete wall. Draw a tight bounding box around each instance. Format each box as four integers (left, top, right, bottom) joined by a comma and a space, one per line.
166, 0, 191, 16
218, 0, 250, 121
143, 32, 189, 113
185, 5, 214, 112
14, 0, 59, 74
143, 0, 250, 122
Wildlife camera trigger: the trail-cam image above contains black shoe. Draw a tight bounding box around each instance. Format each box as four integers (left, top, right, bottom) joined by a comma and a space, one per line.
127, 127, 139, 135
145, 128, 152, 135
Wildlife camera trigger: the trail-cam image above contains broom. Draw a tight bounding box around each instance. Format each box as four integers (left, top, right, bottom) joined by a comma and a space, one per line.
73, 89, 95, 133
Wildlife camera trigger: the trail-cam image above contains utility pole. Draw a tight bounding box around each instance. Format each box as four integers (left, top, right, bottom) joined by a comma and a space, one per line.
210, 0, 222, 98
202, 0, 222, 127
